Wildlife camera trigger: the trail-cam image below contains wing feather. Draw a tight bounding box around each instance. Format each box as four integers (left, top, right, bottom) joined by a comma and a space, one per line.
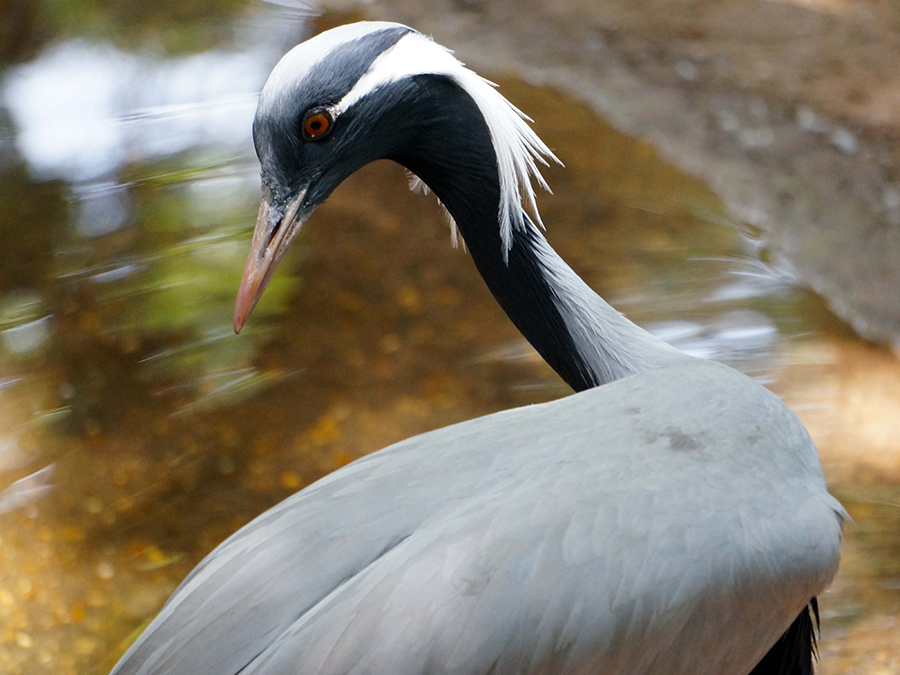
112, 362, 843, 675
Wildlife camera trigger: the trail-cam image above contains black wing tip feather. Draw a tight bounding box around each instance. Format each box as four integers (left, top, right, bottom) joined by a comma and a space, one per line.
749, 597, 820, 675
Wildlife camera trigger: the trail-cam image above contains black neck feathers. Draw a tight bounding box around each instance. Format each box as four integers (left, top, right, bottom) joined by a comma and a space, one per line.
389, 75, 600, 393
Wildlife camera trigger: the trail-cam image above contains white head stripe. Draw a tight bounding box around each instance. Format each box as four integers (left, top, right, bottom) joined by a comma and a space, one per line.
335, 30, 560, 256
259, 21, 404, 111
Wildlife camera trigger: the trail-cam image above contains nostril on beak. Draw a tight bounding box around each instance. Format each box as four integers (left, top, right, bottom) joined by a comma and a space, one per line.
264, 219, 282, 254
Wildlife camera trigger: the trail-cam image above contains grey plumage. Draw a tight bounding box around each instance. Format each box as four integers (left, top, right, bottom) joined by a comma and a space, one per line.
113, 361, 842, 675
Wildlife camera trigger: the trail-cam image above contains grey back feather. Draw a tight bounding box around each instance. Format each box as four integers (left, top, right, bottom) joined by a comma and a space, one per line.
112, 361, 842, 675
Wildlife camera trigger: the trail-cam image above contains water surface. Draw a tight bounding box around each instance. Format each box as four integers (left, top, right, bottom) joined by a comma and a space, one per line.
0, 5, 898, 673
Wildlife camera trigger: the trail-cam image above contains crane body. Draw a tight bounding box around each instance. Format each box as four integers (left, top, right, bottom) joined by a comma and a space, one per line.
111, 21, 844, 675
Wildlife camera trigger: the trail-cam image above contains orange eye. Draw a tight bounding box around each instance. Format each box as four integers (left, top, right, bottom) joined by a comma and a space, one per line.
302, 109, 333, 141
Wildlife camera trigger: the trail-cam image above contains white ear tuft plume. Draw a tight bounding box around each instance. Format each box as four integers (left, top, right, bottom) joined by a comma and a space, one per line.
337, 29, 561, 259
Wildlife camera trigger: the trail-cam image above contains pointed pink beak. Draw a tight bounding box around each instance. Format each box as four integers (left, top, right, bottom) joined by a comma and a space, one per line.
234, 189, 307, 333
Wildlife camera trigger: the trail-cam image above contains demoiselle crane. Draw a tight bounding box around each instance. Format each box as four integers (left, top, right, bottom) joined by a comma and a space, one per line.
111, 22, 845, 675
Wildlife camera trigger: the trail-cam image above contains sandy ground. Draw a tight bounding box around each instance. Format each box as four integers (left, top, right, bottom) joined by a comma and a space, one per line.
321, 0, 900, 349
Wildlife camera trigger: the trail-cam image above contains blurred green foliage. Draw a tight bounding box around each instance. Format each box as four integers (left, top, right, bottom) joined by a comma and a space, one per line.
0, 0, 250, 64
90, 158, 298, 388
0, 165, 66, 291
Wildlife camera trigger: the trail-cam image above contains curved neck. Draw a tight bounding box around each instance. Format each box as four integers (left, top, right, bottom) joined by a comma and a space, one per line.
392, 77, 685, 391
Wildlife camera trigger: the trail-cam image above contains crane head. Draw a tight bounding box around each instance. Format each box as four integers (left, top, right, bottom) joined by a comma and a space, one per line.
234, 21, 557, 332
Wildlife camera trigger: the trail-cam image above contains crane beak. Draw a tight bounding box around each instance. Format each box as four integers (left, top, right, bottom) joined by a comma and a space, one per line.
234, 189, 308, 334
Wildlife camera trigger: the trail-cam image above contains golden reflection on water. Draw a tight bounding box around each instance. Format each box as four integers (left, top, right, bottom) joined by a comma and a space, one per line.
0, 17, 899, 675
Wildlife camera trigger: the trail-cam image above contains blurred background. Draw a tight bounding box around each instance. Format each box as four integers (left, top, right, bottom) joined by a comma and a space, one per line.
0, 0, 899, 672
